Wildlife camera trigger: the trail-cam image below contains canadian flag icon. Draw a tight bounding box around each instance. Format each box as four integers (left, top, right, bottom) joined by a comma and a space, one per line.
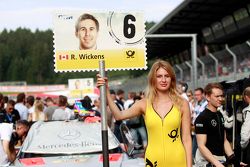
59, 54, 69, 60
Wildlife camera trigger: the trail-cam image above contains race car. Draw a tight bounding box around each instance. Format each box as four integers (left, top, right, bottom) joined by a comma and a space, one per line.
13, 120, 144, 167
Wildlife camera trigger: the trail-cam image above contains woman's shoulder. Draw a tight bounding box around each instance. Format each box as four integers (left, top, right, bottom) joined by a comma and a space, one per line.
138, 98, 147, 107
176, 94, 188, 106
131, 98, 147, 113
178, 97, 190, 114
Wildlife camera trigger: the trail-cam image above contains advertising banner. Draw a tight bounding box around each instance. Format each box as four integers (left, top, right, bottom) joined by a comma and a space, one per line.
68, 78, 94, 98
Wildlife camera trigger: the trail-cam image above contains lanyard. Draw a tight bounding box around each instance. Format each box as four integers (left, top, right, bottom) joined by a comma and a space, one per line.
6, 113, 13, 122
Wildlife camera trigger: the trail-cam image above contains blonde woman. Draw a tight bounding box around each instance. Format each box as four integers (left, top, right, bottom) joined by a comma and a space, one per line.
29, 100, 47, 122
97, 59, 192, 167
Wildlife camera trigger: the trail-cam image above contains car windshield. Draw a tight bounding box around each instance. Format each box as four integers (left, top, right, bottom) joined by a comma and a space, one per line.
21, 121, 119, 155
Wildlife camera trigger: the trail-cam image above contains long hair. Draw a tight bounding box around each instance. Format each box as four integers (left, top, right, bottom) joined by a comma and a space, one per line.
145, 59, 182, 108
34, 100, 44, 121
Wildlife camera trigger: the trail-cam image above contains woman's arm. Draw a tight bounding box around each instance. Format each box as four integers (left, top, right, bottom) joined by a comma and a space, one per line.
97, 74, 145, 120
181, 100, 192, 167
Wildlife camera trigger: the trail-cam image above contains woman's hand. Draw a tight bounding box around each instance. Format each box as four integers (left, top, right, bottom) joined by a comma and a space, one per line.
96, 74, 108, 89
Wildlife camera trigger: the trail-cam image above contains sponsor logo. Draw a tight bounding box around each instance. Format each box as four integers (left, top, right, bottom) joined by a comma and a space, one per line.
58, 129, 80, 140
211, 119, 217, 127
196, 123, 203, 127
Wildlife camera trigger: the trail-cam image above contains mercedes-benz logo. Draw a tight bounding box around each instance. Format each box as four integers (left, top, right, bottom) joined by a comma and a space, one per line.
58, 129, 81, 140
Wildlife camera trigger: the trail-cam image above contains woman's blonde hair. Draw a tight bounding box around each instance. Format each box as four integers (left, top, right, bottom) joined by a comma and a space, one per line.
34, 100, 44, 121
145, 59, 183, 108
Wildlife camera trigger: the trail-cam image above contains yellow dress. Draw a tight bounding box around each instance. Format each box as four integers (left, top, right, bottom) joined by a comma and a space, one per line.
144, 101, 186, 167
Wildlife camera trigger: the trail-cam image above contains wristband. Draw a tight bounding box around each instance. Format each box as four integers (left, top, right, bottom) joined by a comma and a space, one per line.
227, 153, 240, 167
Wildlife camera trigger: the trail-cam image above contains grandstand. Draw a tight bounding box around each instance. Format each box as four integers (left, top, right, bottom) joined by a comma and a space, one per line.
142, 0, 250, 91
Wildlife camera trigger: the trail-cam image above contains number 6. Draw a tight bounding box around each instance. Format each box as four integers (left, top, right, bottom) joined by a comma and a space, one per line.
123, 14, 136, 39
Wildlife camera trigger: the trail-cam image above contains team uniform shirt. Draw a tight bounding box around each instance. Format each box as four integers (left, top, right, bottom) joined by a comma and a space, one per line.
195, 108, 225, 156
144, 100, 186, 167
0, 123, 13, 165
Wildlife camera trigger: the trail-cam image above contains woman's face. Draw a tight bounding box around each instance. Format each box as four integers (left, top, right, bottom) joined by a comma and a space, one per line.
155, 67, 171, 92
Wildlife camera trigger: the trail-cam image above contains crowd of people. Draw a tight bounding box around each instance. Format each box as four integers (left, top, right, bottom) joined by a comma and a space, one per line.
0, 59, 250, 167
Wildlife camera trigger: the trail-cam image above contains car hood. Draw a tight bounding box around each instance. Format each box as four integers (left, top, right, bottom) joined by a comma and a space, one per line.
21, 121, 119, 154
13, 121, 145, 167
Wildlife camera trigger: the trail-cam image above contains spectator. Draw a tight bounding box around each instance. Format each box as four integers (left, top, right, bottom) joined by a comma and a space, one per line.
29, 100, 47, 122
109, 89, 124, 144
217, 97, 233, 129
3, 96, 8, 109
80, 96, 100, 117
124, 91, 136, 110
0, 100, 20, 124
0, 93, 4, 111
177, 81, 189, 101
240, 87, 250, 165
26, 95, 35, 122
192, 87, 207, 159
116, 89, 125, 108
187, 90, 195, 109
52, 95, 74, 121
0, 120, 30, 166
14, 93, 28, 120
44, 97, 58, 121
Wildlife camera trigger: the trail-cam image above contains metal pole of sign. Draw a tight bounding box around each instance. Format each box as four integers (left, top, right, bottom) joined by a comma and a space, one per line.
99, 60, 109, 167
